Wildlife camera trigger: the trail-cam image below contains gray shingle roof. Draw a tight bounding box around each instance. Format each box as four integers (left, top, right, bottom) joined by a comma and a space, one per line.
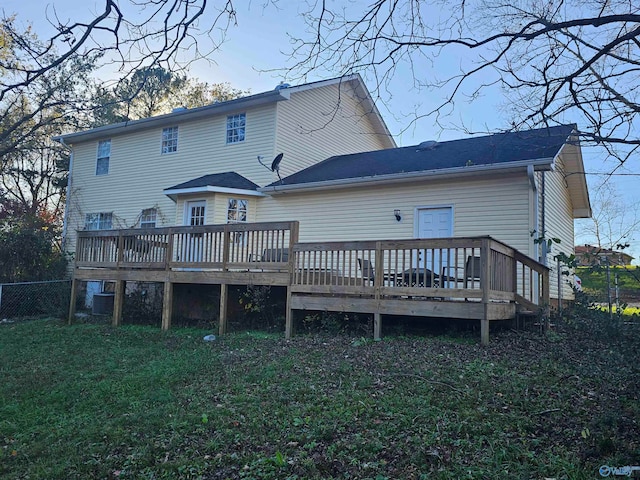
165, 172, 259, 191
269, 124, 576, 187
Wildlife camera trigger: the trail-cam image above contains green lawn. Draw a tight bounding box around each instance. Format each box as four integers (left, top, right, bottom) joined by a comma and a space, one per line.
1, 318, 638, 479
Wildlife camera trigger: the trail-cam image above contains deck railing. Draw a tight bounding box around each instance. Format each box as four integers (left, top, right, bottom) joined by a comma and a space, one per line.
75, 221, 299, 271
291, 236, 549, 307
75, 227, 549, 309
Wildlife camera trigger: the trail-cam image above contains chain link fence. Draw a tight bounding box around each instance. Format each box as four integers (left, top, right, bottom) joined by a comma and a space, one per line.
0, 280, 71, 320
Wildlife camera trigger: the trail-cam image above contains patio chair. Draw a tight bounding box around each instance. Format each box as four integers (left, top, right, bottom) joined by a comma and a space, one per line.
464, 256, 482, 288
358, 258, 398, 285
357, 258, 375, 283
262, 248, 289, 262
441, 255, 481, 288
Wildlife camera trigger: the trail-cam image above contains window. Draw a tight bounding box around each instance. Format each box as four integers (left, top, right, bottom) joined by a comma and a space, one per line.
226, 113, 246, 143
96, 140, 111, 175
85, 212, 113, 230
227, 198, 247, 243
161, 127, 178, 154
187, 201, 206, 226
227, 198, 248, 223
140, 208, 157, 228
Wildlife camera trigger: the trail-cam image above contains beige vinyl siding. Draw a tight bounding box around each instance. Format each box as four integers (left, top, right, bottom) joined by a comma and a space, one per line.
175, 194, 258, 225
64, 81, 396, 256
542, 155, 577, 301
275, 83, 393, 178
256, 173, 532, 256
176, 195, 216, 225
65, 104, 278, 253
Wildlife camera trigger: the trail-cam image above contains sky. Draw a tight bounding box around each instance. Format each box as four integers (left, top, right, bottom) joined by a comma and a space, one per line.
5, 1, 640, 264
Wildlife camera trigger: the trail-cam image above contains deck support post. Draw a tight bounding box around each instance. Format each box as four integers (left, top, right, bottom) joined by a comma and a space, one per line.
112, 280, 125, 327
219, 283, 228, 335
68, 277, 78, 325
285, 285, 293, 339
480, 238, 491, 346
162, 281, 173, 331
481, 305, 490, 346
373, 313, 382, 340
373, 241, 383, 340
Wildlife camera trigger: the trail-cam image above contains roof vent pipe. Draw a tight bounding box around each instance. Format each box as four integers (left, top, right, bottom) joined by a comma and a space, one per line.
416, 140, 439, 151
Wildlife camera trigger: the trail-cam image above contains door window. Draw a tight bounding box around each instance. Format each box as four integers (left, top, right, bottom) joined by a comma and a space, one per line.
186, 201, 206, 226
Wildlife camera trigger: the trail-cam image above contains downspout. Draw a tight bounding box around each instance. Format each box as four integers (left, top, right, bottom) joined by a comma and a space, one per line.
527, 165, 541, 263
56, 138, 73, 251
540, 171, 547, 266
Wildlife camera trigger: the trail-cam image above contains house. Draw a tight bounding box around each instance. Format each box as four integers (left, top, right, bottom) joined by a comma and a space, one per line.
575, 245, 634, 266
257, 124, 591, 302
56, 74, 394, 308
56, 75, 591, 344
57, 75, 395, 255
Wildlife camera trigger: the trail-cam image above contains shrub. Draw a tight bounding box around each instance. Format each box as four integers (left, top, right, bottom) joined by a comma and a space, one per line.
0, 215, 68, 283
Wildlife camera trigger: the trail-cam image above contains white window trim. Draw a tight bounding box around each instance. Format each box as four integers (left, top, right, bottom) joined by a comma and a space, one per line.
226, 113, 246, 144
227, 198, 248, 244
226, 198, 248, 224
85, 212, 113, 230
96, 139, 111, 176
161, 126, 178, 154
140, 208, 157, 228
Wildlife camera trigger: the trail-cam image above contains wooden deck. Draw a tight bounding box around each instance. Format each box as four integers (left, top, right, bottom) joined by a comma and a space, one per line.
69, 221, 549, 344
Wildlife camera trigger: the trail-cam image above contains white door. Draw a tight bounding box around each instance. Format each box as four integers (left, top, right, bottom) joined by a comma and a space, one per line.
185, 201, 206, 226
183, 201, 206, 262
417, 207, 453, 239
416, 207, 453, 276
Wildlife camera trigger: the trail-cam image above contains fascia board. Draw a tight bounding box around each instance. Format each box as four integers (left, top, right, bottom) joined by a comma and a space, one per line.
260, 158, 555, 194
285, 74, 360, 93
163, 186, 267, 202
54, 90, 289, 144
557, 140, 592, 218
572, 207, 592, 218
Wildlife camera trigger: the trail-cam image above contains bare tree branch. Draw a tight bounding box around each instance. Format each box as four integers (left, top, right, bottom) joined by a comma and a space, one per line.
286, 0, 640, 164
0, 1, 247, 159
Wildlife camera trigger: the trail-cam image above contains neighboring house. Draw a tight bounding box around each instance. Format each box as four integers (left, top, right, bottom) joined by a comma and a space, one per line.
575, 245, 634, 266
258, 124, 591, 302
57, 75, 395, 256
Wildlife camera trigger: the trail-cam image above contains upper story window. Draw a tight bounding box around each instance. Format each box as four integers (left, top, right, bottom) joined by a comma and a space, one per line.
227, 198, 248, 223
161, 127, 178, 154
96, 140, 111, 175
226, 113, 246, 144
85, 212, 113, 230
140, 208, 157, 228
